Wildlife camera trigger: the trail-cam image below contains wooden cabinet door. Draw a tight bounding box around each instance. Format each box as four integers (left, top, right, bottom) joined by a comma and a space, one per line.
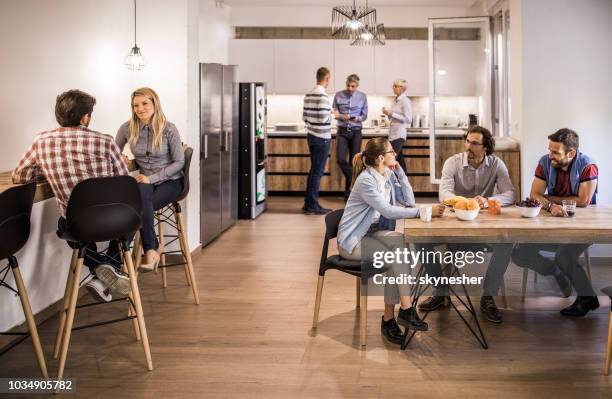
274, 40, 335, 95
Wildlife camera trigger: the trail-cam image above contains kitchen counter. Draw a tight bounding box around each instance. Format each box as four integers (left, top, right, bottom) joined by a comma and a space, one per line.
0, 171, 54, 202
267, 127, 467, 138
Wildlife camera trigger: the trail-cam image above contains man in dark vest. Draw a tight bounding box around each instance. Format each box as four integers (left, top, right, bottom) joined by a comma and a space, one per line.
512, 128, 599, 316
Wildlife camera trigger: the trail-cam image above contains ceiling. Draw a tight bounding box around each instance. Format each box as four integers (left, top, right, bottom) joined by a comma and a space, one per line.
222, 0, 481, 7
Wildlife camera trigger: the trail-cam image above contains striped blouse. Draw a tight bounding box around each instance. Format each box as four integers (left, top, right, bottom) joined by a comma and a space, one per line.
303, 85, 332, 139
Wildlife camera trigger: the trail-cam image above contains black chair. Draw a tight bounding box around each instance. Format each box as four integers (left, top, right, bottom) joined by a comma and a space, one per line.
311, 209, 370, 348
602, 286, 612, 375
53, 176, 152, 381
133, 146, 199, 305
0, 182, 48, 378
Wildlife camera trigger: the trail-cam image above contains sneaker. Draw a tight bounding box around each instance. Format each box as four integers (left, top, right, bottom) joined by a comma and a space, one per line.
480, 296, 502, 323
96, 264, 131, 297
85, 278, 112, 303
303, 206, 330, 215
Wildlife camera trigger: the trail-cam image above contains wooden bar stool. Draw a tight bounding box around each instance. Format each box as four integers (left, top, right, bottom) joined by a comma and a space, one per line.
0, 182, 48, 378
53, 176, 153, 381
133, 146, 199, 305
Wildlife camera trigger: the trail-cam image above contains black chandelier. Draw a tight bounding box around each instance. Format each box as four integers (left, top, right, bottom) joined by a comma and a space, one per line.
331, 0, 385, 46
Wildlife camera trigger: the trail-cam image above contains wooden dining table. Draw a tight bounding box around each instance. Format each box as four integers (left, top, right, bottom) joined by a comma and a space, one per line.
404, 205, 612, 244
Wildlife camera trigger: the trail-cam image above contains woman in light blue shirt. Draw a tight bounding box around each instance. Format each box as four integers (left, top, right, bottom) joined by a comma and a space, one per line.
337, 137, 444, 345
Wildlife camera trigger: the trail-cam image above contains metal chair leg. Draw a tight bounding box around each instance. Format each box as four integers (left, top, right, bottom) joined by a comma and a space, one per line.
11, 260, 49, 378
312, 276, 324, 329
53, 249, 78, 359
122, 244, 153, 371
56, 255, 85, 380
176, 210, 200, 305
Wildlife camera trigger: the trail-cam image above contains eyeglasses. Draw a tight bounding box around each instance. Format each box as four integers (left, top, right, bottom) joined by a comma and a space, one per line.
384, 150, 396, 155
465, 139, 484, 146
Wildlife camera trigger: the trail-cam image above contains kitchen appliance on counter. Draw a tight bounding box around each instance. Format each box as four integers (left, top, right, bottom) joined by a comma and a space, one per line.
238, 82, 267, 219
200, 63, 239, 247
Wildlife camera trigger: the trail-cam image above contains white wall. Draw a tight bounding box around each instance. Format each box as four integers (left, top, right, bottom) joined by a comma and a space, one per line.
230, 6, 477, 27
200, 0, 232, 64
0, 0, 196, 330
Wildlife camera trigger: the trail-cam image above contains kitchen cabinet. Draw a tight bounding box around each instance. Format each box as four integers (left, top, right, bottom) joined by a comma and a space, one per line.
374, 40, 428, 96
433, 40, 479, 96
228, 39, 275, 92
333, 41, 375, 94
273, 39, 335, 95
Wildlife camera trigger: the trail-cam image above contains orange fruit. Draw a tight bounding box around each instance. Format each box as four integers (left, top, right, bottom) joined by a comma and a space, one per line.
467, 199, 480, 211
454, 199, 468, 210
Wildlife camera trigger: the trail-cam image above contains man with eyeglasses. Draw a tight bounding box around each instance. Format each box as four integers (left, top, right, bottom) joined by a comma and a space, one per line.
418, 125, 516, 323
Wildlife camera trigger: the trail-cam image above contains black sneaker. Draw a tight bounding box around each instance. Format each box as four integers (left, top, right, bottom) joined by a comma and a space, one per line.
380, 316, 404, 345
397, 306, 428, 331
304, 206, 331, 215
418, 296, 447, 312
480, 296, 502, 324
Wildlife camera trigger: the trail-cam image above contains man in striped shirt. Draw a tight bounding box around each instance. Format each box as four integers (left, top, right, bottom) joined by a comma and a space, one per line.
12, 90, 131, 303
302, 67, 334, 215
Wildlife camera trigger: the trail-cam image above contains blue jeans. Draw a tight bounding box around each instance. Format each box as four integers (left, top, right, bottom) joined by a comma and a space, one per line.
138, 178, 183, 252
336, 127, 362, 196
305, 134, 331, 209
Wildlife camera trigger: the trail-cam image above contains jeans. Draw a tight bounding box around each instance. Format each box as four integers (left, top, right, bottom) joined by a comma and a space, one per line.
57, 217, 123, 275
336, 127, 362, 196
305, 134, 331, 209
138, 178, 183, 252
419, 243, 513, 297
511, 243, 595, 297
390, 138, 407, 174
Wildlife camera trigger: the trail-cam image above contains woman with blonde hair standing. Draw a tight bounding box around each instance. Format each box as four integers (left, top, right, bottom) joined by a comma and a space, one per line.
116, 87, 185, 271
382, 79, 412, 173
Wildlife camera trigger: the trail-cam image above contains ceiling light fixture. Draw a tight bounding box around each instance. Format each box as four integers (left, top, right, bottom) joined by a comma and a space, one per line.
331, 0, 375, 40
125, 0, 146, 71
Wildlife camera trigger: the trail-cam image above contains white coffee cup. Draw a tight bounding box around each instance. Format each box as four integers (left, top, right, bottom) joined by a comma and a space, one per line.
419, 206, 432, 222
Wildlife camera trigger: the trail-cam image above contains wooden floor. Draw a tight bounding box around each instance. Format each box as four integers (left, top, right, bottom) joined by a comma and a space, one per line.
2, 196, 612, 398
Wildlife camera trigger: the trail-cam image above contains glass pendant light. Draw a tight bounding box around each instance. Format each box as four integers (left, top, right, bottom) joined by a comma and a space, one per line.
125, 0, 146, 70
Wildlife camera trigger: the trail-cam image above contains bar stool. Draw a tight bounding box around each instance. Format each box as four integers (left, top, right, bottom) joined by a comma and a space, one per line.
0, 182, 48, 378
133, 146, 199, 305
53, 176, 152, 381
520, 248, 592, 302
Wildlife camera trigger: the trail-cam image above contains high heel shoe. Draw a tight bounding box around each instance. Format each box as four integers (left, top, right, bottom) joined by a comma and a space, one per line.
139, 251, 160, 273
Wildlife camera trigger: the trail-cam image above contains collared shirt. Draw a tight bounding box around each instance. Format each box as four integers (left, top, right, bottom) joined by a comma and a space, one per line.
115, 120, 184, 185
303, 85, 332, 139
332, 90, 368, 129
388, 92, 412, 141
439, 152, 516, 206
12, 126, 128, 216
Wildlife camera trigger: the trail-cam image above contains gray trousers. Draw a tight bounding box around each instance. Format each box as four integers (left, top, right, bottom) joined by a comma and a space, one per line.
339, 230, 410, 305
512, 244, 595, 297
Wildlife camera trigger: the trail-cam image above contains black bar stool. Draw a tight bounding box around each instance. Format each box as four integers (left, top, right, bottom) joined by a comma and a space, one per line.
133, 146, 200, 305
53, 176, 152, 381
0, 181, 48, 378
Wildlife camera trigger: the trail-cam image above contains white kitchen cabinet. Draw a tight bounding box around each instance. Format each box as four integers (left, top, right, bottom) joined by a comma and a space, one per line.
374, 40, 428, 96
228, 39, 276, 93
273, 39, 335, 95
333, 41, 375, 94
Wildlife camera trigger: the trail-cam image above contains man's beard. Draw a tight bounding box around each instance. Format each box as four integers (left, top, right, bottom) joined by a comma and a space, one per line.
552, 157, 571, 169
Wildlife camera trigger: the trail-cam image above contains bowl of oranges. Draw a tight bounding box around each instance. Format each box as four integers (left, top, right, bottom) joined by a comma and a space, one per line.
453, 198, 480, 221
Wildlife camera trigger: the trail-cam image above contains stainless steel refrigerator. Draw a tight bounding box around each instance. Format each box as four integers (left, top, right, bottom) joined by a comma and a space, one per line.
200, 63, 238, 247
238, 82, 267, 219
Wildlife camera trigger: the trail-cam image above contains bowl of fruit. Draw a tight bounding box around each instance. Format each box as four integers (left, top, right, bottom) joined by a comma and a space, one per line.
453, 198, 480, 221
516, 197, 542, 218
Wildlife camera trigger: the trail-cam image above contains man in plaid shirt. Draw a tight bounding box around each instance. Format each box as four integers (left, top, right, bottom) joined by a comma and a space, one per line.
12, 89, 131, 302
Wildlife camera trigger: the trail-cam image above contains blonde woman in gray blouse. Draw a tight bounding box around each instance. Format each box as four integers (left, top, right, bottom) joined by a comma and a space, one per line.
116, 87, 185, 271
